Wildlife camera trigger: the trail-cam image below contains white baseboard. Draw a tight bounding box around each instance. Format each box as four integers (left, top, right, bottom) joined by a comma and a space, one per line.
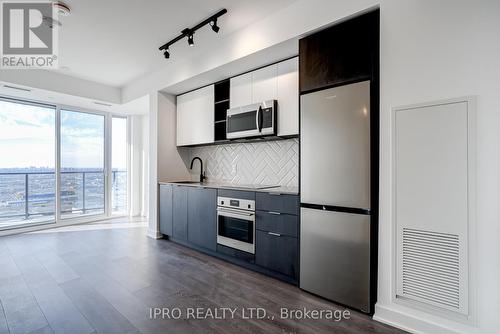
374, 304, 478, 334
147, 228, 163, 239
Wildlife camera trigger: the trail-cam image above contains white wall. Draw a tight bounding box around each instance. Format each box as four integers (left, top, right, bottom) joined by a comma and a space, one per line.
141, 1, 500, 333
130, 115, 142, 216
141, 114, 150, 218
376, 2, 500, 334
148, 92, 190, 238
148, 93, 159, 238
130, 115, 151, 217
156, 93, 191, 182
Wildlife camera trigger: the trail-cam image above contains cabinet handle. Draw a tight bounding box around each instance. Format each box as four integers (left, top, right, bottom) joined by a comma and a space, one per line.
269, 193, 282, 196
268, 232, 281, 237
268, 211, 281, 215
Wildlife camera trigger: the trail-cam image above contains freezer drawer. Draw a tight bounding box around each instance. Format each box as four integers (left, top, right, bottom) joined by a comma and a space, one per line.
300, 207, 371, 312
300, 80, 371, 209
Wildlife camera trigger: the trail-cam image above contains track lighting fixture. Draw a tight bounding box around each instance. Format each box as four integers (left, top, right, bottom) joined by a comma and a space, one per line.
210, 19, 220, 33
159, 8, 227, 59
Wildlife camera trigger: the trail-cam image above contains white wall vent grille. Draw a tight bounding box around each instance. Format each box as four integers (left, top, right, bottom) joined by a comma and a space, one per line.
401, 228, 460, 311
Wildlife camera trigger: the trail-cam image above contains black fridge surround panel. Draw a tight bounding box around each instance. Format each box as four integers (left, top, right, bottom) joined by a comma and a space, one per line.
299, 10, 379, 94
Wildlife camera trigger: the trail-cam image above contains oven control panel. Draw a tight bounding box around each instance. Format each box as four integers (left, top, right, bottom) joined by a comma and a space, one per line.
217, 196, 255, 211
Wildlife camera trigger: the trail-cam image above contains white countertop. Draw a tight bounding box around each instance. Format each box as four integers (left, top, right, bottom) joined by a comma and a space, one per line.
158, 180, 299, 195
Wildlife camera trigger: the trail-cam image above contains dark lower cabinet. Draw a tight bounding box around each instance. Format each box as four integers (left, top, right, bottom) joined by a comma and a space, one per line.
256, 192, 299, 216
159, 184, 173, 236
159, 184, 300, 284
187, 187, 217, 251
256, 211, 298, 237
172, 185, 188, 241
256, 230, 298, 279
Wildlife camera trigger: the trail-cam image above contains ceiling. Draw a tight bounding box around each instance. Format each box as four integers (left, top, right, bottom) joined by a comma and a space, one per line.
0, 82, 149, 115
52, 0, 298, 87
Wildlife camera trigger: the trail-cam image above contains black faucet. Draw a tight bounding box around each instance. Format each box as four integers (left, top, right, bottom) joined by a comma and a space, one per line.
190, 157, 206, 183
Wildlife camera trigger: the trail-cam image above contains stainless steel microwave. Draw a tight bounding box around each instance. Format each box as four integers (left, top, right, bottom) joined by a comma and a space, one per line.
226, 100, 277, 139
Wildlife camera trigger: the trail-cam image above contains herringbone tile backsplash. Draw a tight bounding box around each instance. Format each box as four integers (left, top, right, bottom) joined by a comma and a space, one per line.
182, 139, 299, 187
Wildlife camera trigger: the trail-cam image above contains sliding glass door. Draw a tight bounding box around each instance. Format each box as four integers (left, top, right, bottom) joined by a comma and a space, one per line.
0, 99, 56, 229
60, 110, 105, 218
0, 96, 130, 231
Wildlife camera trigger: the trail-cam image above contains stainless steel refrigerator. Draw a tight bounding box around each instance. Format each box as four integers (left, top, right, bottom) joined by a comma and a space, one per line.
300, 80, 372, 313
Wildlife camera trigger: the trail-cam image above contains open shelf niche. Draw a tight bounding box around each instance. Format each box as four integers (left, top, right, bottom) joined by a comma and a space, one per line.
214, 79, 230, 142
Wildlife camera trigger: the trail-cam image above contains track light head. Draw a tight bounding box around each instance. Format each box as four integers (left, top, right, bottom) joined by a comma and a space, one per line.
163, 49, 170, 59
187, 34, 194, 46
211, 19, 220, 33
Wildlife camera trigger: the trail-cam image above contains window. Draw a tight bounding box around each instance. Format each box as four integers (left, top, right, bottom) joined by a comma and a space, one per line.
0, 96, 130, 231
112, 117, 128, 214
0, 99, 56, 229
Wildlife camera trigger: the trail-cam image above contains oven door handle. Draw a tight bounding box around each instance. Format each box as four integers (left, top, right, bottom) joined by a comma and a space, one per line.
217, 207, 255, 218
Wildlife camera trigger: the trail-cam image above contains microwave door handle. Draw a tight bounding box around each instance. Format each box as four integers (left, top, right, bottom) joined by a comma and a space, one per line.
255, 107, 260, 132
257, 106, 263, 132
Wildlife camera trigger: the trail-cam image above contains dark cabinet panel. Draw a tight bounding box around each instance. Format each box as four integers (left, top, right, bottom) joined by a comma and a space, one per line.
256, 211, 298, 237
187, 187, 217, 251
172, 185, 188, 241
159, 184, 173, 236
256, 230, 298, 278
218, 189, 255, 200
299, 10, 379, 93
255, 193, 299, 215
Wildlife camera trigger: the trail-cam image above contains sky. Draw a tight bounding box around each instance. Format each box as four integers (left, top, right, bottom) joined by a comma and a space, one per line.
0, 100, 127, 170
61, 109, 104, 169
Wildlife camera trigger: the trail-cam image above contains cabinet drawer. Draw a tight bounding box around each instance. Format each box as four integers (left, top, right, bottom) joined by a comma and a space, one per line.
256, 230, 298, 278
256, 211, 298, 237
256, 192, 299, 215
218, 189, 255, 200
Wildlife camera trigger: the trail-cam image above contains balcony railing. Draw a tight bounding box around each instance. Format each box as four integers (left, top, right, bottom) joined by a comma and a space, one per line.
0, 170, 127, 222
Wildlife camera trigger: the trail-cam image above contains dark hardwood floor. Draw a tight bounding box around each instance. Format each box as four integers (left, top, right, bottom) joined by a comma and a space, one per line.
0, 220, 404, 334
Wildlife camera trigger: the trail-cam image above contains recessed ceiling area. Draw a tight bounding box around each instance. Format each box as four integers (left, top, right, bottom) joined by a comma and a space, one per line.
162, 38, 298, 96
53, 0, 299, 87
0, 82, 149, 115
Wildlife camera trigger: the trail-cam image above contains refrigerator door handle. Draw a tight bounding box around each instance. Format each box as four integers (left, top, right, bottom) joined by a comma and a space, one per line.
300, 202, 371, 215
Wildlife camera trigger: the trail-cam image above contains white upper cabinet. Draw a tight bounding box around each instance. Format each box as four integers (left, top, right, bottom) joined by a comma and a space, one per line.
277, 57, 299, 136
176, 85, 214, 146
252, 64, 278, 103
229, 58, 299, 136
229, 72, 252, 108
